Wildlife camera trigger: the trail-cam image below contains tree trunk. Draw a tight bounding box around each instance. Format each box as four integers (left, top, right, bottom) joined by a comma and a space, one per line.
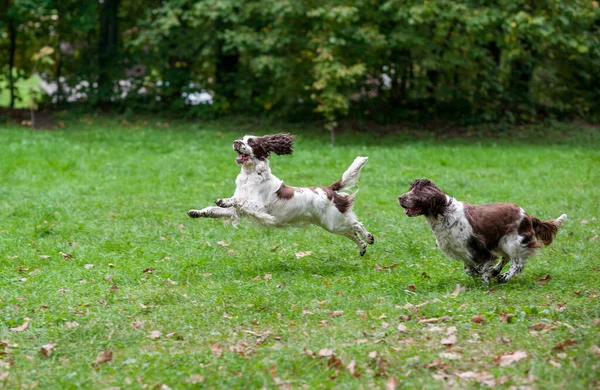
8, 16, 17, 109
97, 0, 121, 108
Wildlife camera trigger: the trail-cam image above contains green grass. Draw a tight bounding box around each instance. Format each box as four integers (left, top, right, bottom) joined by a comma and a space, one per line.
1, 117, 599, 389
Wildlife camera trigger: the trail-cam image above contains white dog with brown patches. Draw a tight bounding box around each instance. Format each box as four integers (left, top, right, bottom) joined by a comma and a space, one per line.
188, 133, 374, 256
398, 179, 567, 284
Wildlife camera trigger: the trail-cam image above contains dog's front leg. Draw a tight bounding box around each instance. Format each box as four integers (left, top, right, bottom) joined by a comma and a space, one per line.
215, 197, 235, 208
188, 206, 237, 219
233, 199, 277, 226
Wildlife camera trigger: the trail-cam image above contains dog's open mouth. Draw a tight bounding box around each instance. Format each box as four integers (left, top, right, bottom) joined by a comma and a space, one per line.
236, 152, 250, 164
402, 206, 422, 217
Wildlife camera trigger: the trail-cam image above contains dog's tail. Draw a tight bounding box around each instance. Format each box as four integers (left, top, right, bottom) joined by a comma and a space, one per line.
330, 156, 368, 193
532, 213, 567, 246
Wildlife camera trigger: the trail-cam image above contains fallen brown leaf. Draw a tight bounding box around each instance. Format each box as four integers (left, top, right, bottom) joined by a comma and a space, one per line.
375, 263, 397, 271
216, 241, 230, 247
385, 376, 399, 390
318, 348, 334, 357
95, 350, 113, 364
450, 284, 465, 297
499, 312, 513, 323
64, 322, 79, 329
60, 252, 72, 260
295, 251, 312, 259
211, 343, 223, 357
329, 310, 344, 318
139, 303, 152, 309
186, 375, 204, 384
418, 316, 451, 324
538, 274, 552, 285
9, 322, 28, 332
397, 324, 408, 333
439, 352, 462, 360
589, 345, 600, 356
494, 350, 527, 366
148, 331, 161, 339
552, 339, 577, 351
40, 343, 56, 356
471, 314, 484, 324
263, 273, 272, 280
441, 335, 457, 346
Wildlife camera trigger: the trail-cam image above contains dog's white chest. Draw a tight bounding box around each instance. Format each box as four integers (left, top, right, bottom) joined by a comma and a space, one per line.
428, 202, 474, 264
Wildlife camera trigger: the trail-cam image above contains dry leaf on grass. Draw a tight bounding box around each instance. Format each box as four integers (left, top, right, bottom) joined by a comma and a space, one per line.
499, 312, 514, 323
441, 335, 457, 346
418, 316, 451, 324
538, 274, 552, 285
439, 352, 462, 360
450, 284, 465, 297
84, 264, 94, 269
295, 251, 312, 259
471, 314, 484, 324
216, 241, 230, 247
528, 323, 556, 332
374, 263, 397, 271
148, 331, 161, 339
329, 310, 344, 318
318, 348, 334, 357
9, 322, 29, 332
0, 371, 9, 381
186, 375, 204, 384
385, 376, 399, 390
552, 339, 577, 351
40, 343, 56, 356
494, 350, 527, 366
95, 351, 113, 364
211, 343, 223, 357
263, 273, 272, 280
64, 322, 79, 329
589, 345, 600, 355
139, 303, 152, 309
397, 324, 408, 332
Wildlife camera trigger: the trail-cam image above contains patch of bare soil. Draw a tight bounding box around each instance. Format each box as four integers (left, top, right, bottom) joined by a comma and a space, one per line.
0, 108, 56, 129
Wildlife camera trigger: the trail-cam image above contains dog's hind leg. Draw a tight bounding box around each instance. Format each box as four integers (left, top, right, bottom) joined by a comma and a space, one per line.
352, 221, 374, 245
345, 232, 367, 257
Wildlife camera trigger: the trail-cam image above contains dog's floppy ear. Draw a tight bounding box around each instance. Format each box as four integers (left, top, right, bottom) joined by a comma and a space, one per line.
251, 133, 295, 159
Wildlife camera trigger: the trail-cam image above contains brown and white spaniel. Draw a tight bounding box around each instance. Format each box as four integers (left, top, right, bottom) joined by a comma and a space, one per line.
398, 179, 567, 284
188, 134, 374, 255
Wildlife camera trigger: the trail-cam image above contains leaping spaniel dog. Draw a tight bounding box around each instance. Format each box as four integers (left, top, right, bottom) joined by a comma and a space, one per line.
188, 134, 374, 256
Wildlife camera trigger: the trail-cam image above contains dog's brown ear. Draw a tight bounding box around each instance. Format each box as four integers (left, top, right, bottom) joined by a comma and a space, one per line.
253, 134, 295, 158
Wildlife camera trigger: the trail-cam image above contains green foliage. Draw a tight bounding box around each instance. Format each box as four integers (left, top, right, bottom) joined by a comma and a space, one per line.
0, 118, 599, 387
1, 0, 599, 123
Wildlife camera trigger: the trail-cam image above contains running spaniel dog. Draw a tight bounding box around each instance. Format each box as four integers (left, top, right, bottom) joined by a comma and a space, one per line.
188, 134, 374, 256
398, 179, 567, 284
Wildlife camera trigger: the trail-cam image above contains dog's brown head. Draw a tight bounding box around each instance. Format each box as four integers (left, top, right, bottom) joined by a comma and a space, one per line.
233, 134, 295, 164
398, 179, 452, 218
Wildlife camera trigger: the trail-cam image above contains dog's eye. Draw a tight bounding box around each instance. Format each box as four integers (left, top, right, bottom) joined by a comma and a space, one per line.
248, 138, 255, 145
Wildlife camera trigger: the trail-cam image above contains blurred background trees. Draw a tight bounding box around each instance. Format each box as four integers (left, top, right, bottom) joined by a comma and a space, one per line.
1, 0, 599, 125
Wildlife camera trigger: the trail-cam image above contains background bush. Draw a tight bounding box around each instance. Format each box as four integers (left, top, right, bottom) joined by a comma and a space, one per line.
1, 0, 599, 124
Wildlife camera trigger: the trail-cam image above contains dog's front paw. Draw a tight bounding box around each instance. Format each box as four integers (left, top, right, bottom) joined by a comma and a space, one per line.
365, 233, 375, 245
496, 273, 511, 283
187, 209, 204, 218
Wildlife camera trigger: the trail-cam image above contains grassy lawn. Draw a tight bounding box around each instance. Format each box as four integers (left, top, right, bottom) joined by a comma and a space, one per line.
1, 117, 599, 389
